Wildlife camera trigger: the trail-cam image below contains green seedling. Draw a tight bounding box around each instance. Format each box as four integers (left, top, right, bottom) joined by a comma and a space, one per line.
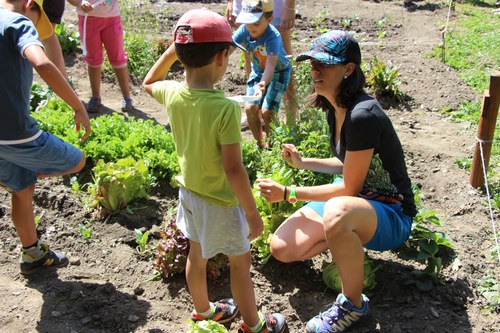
78, 222, 92, 240
134, 228, 150, 254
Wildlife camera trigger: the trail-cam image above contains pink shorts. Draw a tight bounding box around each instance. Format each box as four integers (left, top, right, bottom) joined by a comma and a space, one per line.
78, 15, 127, 68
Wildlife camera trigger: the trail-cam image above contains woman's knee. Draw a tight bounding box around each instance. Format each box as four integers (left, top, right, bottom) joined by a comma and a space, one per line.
323, 197, 351, 235
269, 237, 296, 263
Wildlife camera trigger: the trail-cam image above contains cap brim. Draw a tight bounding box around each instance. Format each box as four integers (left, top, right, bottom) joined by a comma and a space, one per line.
296, 51, 344, 65
36, 11, 53, 40
235, 11, 263, 24
232, 41, 247, 52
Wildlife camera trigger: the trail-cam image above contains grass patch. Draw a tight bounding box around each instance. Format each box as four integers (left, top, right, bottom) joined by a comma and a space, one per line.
432, 1, 499, 92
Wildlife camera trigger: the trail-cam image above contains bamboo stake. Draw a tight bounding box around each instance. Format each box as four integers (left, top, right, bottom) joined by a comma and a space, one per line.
470, 72, 500, 188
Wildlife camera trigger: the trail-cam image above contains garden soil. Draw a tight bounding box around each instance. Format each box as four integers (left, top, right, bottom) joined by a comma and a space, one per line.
1, 0, 499, 332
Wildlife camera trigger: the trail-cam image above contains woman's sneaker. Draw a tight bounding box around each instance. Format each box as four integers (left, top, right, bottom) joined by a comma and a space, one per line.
306, 293, 370, 333
86, 96, 102, 113
191, 298, 239, 324
20, 242, 69, 275
238, 312, 289, 333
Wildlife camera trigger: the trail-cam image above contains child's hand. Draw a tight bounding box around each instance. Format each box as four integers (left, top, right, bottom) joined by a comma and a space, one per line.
246, 211, 264, 240
253, 81, 266, 97
73, 107, 92, 141
281, 143, 302, 168
81, 1, 94, 12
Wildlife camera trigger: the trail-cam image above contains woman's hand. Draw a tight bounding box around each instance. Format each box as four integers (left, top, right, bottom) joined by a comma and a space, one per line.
281, 143, 302, 168
257, 179, 286, 203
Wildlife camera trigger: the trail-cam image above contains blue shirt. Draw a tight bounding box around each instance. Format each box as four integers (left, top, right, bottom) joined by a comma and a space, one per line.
0, 7, 42, 142
233, 24, 291, 75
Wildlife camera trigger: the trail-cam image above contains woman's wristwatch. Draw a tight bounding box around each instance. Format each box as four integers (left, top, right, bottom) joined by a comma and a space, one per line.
288, 185, 297, 204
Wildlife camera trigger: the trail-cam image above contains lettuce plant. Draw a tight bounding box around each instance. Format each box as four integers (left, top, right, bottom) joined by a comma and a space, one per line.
153, 216, 228, 280
87, 157, 151, 215
322, 253, 380, 292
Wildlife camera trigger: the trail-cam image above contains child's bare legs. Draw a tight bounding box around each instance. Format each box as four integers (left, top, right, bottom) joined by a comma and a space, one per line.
12, 153, 85, 247
88, 65, 102, 98
114, 66, 131, 99
245, 104, 264, 148
228, 252, 260, 327
186, 241, 210, 313
11, 183, 37, 247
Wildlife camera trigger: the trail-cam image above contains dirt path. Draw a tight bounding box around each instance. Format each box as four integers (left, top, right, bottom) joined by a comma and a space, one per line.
0, 1, 498, 332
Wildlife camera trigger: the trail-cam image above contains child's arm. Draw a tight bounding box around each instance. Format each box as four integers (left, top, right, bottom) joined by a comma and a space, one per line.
254, 55, 278, 95
143, 43, 178, 96
24, 45, 91, 141
67, 0, 94, 12
221, 143, 264, 240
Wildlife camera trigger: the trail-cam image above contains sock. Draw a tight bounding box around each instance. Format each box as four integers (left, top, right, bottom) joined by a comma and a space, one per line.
197, 302, 215, 318
249, 312, 266, 332
22, 241, 43, 261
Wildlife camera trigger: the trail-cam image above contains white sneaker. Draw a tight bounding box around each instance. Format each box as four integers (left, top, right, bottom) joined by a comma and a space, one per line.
241, 115, 249, 128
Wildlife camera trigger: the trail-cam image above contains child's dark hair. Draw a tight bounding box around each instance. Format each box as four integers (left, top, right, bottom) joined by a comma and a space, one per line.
262, 11, 273, 19
309, 63, 366, 110
175, 42, 232, 68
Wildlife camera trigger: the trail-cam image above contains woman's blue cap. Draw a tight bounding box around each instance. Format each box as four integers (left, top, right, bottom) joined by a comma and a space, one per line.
296, 30, 361, 65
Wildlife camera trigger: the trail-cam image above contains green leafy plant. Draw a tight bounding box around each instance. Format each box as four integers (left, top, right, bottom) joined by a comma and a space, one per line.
134, 229, 150, 254
186, 319, 229, 332
322, 253, 380, 292
340, 18, 351, 29
34, 211, 45, 225
103, 33, 166, 80
478, 275, 500, 313
30, 82, 51, 111
365, 55, 404, 102
78, 222, 92, 240
87, 157, 152, 215
153, 215, 228, 280
395, 187, 454, 291
55, 20, 79, 54
34, 101, 179, 180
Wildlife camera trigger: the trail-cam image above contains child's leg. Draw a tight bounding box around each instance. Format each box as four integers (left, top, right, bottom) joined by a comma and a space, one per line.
261, 107, 274, 142
11, 183, 37, 247
88, 66, 102, 98
114, 66, 131, 99
101, 16, 130, 99
186, 240, 210, 313
228, 252, 260, 327
245, 104, 264, 147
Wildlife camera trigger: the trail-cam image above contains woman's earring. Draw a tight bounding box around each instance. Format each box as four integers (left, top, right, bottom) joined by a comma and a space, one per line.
343, 75, 348, 79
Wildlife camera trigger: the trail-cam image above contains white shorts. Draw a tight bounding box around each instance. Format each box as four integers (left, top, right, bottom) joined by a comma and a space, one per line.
176, 187, 250, 259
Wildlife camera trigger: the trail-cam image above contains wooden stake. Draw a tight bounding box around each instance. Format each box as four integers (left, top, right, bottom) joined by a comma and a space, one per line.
470, 72, 500, 188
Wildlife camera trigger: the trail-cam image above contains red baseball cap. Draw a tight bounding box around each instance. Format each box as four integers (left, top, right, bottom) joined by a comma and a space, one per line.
174, 9, 233, 44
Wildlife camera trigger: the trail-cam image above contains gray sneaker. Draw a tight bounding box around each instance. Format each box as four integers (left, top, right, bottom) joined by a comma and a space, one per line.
306, 293, 370, 333
121, 97, 134, 112
20, 242, 69, 275
86, 96, 102, 113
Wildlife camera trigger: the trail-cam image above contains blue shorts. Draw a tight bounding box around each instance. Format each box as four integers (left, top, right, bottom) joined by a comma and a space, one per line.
0, 132, 83, 192
305, 200, 413, 252
247, 66, 292, 113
